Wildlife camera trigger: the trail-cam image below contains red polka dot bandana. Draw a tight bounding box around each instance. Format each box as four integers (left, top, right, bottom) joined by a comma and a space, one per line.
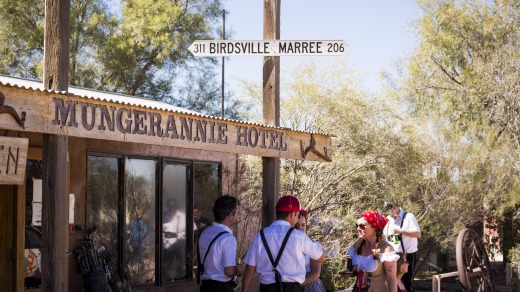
361, 210, 388, 231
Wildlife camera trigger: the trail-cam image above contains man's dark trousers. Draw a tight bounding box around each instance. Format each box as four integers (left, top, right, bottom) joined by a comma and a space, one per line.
403, 252, 416, 292
200, 279, 235, 292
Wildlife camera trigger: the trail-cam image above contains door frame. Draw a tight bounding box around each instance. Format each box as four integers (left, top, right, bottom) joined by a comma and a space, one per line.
0, 184, 16, 291
16, 147, 42, 291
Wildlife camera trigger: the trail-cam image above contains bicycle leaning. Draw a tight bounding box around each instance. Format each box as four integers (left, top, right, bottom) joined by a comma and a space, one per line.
74, 224, 131, 292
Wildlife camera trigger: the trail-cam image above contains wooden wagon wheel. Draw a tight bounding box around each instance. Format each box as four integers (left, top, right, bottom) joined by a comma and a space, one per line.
456, 228, 495, 292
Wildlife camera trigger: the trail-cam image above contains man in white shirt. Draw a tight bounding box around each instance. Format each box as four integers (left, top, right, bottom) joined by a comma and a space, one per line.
198, 195, 241, 292
162, 198, 192, 280
384, 202, 421, 292
242, 195, 326, 292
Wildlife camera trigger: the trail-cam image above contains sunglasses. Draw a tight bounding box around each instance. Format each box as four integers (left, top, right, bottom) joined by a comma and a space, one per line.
355, 224, 370, 230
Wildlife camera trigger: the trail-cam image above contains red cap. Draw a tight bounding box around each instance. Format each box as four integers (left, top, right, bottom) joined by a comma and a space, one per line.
276, 195, 306, 213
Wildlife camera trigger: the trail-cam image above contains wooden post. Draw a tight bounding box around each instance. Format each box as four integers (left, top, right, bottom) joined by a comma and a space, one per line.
43, 0, 70, 91
41, 0, 69, 291
262, 0, 281, 227
221, 9, 226, 118
41, 135, 68, 292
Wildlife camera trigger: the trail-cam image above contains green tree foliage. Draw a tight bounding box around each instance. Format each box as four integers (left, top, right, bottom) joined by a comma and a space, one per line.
238, 60, 428, 289
0, 0, 242, 118
406, 1, 518, 137
402, 0, 520, 256
235, 2, 520, 286
410, 0, 520, 143
279, 62, 429, 289
95, 0, 219, 97
0, 0, 45, 77
277, 61, 426, 210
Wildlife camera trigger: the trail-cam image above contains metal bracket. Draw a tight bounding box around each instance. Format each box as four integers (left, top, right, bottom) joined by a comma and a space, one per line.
300, 134, 332, 162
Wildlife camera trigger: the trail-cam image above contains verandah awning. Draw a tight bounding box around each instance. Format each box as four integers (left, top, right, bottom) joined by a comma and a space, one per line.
0, 75, 332, 162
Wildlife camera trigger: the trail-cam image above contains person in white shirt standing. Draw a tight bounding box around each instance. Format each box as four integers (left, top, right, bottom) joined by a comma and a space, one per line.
241, 195, 326, 292
296, 212, 327, 292
198, 195, 241, 292
383, 202, 421, 292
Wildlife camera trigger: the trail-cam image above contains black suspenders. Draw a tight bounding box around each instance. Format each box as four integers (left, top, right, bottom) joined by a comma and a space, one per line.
400, 212, 408, 253
197, 230, 228, 284
260, 227, 295, 291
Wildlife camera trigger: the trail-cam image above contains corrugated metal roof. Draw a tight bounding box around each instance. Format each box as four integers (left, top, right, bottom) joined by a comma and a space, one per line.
0, 74, 327, 135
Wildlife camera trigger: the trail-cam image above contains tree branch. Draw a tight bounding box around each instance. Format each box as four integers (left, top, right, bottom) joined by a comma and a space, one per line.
431, 56, 462, 85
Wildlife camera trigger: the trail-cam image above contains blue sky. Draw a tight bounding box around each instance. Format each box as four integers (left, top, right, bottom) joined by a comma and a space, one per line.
220, 0, 420, 95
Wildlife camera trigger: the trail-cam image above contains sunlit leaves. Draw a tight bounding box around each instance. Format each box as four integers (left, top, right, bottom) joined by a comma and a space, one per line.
403, 0, 520, 254
0, 0, 239, 116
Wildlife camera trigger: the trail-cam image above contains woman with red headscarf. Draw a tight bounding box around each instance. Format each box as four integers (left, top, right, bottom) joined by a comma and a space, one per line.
341, 210, 398, 292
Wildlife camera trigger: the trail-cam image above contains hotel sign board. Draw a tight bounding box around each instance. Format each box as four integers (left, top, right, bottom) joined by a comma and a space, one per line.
0, 136, 28, 185
0, 86, 332, 162
188, 40, 346, 56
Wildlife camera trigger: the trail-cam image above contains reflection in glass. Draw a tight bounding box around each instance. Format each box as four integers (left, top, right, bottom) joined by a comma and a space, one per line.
162, 163, 188, 282
25, 160, 43, 227
193, 163, 220, 220
86, 156, 220, 286
125, 158, 156, 285
192, 163, 220, 279
87, 156, 120, 270
193, 163, 219, 237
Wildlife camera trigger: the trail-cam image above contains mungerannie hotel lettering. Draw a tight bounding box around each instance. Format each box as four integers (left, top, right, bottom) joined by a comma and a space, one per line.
51, 97, 288, 151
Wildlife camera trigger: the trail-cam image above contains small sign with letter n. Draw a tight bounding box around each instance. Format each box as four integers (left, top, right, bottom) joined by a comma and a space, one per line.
0, 136, 28, 185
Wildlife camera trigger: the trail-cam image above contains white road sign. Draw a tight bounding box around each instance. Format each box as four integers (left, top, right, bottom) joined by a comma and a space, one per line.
188, 40, 346, 56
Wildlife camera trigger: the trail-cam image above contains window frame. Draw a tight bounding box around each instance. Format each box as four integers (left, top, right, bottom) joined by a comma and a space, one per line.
86, 151, 222, 288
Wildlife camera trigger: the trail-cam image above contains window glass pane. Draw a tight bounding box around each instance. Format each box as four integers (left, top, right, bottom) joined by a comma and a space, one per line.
87, 156, 119, 270
193, 163, 219, 228
125, 158, 156, 285
162, 163, 188, 282
25, 160, 43, 227
192, 163, 220, 279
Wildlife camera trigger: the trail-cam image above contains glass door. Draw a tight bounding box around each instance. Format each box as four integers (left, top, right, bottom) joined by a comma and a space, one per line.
124, 157, 157, 285
161, 160, 191, 284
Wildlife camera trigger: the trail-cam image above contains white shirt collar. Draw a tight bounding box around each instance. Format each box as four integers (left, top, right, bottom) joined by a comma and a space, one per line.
213, 222, 233, 234
271, 220, 292, 227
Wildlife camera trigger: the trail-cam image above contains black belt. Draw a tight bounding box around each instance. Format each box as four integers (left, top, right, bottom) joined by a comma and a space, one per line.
201, 280, 237, 291
260, 282, 302, 292
201, 279, 237, 288
201, 279, 234, 283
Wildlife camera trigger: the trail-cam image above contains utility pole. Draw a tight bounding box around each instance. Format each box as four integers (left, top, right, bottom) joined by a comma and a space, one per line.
221, 9, 226, 118
262, 0, 281, 227
41, 0, 69, 291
